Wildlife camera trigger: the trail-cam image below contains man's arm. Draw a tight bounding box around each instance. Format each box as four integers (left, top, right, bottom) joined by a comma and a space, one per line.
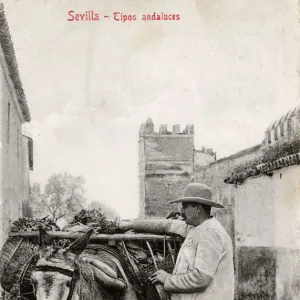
167, 220, 193, 238
164, 229, 224, 293
164, 269, 213, 292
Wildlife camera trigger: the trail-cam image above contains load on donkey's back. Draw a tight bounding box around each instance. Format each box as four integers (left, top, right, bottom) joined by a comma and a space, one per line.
0, 209, 186, 300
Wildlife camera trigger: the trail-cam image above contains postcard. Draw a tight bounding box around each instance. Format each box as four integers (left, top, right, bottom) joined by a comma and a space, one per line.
0, 0, 299, 299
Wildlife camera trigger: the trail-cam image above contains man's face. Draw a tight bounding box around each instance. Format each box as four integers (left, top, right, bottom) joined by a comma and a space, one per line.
181, 202, 199, 226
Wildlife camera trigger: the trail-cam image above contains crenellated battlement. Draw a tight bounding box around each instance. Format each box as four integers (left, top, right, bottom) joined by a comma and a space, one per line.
139, 118, 194, 136
264, 105, 300, 147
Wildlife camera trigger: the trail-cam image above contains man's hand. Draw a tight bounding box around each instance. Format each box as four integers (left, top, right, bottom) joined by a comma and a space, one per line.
149, 270, 169, 285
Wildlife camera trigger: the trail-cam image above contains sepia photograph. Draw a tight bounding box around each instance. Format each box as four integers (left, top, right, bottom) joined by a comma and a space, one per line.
0, 0, 299, 299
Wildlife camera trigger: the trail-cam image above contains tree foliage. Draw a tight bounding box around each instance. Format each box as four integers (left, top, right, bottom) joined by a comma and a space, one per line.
87, 201, 119, 220
29, 173, 86, 222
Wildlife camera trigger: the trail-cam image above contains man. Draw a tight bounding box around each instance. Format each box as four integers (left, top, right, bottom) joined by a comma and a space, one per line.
149, 182, 234, 300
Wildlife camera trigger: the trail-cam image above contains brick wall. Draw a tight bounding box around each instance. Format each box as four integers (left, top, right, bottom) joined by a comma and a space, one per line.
139, 120, 194, 217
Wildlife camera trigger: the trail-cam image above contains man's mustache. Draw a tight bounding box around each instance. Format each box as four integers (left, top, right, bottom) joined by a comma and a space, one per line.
180, 214, 186, 220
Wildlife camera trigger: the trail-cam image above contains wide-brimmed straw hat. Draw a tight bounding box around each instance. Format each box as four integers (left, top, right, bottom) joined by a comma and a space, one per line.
169, 183, 225, 208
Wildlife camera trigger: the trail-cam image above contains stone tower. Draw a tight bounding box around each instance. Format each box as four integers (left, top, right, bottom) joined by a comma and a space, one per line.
139, 118, 194, 218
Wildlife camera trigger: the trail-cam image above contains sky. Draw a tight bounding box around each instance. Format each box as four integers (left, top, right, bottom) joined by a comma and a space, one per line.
3, 0, 300, 219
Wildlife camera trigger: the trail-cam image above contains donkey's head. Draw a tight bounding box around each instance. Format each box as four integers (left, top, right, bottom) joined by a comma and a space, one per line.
31, 228, 93, 300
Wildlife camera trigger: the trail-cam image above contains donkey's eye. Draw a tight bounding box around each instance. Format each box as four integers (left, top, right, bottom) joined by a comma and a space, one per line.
66, 281, 71, 288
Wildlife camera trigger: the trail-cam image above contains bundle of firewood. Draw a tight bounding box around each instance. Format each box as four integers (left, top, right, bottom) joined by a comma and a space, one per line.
114, 240, 176, 300
11, 216, 60, 232
65, 209, 120, 234
117, 239, 179, 291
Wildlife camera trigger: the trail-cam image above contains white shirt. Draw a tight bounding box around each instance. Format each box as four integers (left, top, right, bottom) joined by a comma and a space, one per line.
164, 218, 234, 300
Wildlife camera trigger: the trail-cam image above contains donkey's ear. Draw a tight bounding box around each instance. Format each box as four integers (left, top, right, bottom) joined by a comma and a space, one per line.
67, 229, 93, 256
38, 227, 54, 254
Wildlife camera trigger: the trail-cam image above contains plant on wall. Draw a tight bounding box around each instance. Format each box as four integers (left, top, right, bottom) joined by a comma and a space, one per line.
224, 139, 300, 185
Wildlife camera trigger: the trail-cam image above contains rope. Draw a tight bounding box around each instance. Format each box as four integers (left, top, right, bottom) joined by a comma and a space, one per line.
163, 235, 166, 269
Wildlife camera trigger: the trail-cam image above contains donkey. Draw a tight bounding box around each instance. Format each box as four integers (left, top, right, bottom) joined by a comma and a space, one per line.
30, 228, 133, 300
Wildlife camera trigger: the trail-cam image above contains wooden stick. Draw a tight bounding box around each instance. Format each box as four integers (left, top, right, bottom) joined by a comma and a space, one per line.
146, 241, 170, 300
9, 238, 23, 260
167, 241, 176, 266
145, 241, 158, 270
120, 241, 140, 274
9, 231, 183, 242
